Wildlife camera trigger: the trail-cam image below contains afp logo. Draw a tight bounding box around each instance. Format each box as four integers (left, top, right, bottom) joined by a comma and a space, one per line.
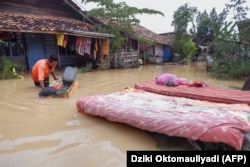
222, 155, 246, 164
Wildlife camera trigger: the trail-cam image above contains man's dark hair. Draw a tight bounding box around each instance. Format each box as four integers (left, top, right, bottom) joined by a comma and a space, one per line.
48, 54, 58, 62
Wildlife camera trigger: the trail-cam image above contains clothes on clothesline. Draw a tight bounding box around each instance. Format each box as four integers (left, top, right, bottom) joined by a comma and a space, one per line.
57, 34, 68, 48
75, 36, 92, 56
56, 35, 100, 60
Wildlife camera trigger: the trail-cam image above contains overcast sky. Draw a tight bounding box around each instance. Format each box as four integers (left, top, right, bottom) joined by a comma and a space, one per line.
76, 0, 249, 33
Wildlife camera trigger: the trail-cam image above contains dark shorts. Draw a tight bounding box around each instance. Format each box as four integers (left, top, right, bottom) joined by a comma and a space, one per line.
34, 77, 49, 87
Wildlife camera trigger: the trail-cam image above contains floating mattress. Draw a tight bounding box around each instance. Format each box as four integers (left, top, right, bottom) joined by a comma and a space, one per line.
76, 88, 250, 150
135, 80, 250, 104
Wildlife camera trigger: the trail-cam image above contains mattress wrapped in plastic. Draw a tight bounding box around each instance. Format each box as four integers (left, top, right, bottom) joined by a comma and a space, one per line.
76, 88, 250, 150
135, 80, 250, 104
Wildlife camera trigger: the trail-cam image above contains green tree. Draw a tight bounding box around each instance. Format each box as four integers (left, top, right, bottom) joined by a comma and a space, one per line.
207, 21, 250, 78
192, 11, 211, 43
225, 0, 249, 21
171, 3, 197, 59
0, 55, 23, 79
206, 0, 250, 79
226, 0, 250, 44
192, 8, 227, 44
81, 0, 164, 53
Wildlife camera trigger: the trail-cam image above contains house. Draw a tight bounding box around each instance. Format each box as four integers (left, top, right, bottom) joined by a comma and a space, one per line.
159, 32, 175, 61
132, 25, 172, 64
110, 24, 172, 67
89, 13, 173, 67
0, 0, 114, 71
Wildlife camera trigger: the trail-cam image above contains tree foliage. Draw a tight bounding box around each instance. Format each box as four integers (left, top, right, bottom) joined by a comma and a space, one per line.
0, 55, 23, 79
171, 3, 197, 59
81, 0, 164, 53
205, 0, 250, 79
192, 8, 227, 44
225, 0, 249, 21
207, 21, 250, 78
226, 0, 250, 44
171, 0, 250, 78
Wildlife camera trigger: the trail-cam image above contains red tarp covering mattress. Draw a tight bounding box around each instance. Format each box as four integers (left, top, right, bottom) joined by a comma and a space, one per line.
76, 88, 250, 150
135, 80, 250, 104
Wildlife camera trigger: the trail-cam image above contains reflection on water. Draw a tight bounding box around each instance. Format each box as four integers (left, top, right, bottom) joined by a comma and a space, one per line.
0, 62, 245, 167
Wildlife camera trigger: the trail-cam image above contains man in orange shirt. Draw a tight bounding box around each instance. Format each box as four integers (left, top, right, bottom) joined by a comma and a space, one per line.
32, 54, 59, 90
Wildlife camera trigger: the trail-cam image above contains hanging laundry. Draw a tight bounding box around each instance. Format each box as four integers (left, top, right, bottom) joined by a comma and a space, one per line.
85, 45, 92, 59
93, 50, 96, 60
75, 36, 80, 46
57, 34, 64, 46
0, 32, 7, 40
83, 37, 87, 48
75, 36, 85, 56
62, 35, 68, 48
84, 38, 91, 55
95, 39, 98, 51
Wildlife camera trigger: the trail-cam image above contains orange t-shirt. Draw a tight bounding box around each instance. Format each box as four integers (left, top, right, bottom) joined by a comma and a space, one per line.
31, 59, 55, 82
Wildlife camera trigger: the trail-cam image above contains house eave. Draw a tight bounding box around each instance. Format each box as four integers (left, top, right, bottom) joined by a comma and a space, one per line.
62, 29, 115, 38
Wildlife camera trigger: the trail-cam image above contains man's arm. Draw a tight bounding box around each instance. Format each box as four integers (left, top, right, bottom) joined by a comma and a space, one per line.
39, 80, 45, 90
50, 71, 58, 80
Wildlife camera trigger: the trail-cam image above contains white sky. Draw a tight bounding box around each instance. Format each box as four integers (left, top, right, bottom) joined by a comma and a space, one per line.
76, 0, 249, 33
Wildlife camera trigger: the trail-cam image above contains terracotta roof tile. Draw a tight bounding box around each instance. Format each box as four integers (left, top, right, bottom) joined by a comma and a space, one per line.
94, 17, 171, 45
0, 11, 94, 33
132, 24, 171, 45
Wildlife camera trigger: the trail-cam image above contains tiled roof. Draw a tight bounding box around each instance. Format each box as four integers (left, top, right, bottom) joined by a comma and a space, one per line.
95, 17, 171, 45
0, 10, 172, 45
0, 11, 94, 33
132, 24, 171, 45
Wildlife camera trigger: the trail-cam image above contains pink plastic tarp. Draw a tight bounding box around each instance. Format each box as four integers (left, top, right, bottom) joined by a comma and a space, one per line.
76, 88, 250, 150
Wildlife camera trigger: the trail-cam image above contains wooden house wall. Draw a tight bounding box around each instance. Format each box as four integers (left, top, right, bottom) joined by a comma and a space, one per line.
146, 44, 164, 64
0, 56, 28, 70
146, 47, 154, 57
0, 0, 114, 71
0, 32, 97, 70
0, 0, 99, 70
155, 44, 164, 57
100, 39, 109, 55
0, 0, 82, 20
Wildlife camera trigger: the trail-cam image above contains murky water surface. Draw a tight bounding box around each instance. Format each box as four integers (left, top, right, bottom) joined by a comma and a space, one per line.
0, 62, 245, 167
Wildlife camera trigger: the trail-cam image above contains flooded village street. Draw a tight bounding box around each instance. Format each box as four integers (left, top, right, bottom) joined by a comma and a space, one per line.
0, 62, 246, 167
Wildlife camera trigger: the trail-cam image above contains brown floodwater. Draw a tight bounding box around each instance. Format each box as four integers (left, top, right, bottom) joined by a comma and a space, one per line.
0, 61, 245, 167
